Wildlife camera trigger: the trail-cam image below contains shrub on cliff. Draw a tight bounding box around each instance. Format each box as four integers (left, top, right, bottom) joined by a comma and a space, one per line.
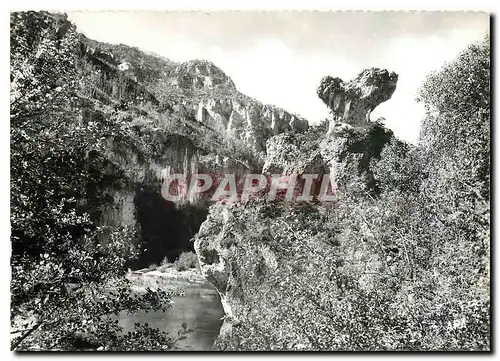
197, 201, 418, 351
327, 37, 490, 350
363, 37, 490, 350
412, 37, 490, 349
343, 37, 490, 350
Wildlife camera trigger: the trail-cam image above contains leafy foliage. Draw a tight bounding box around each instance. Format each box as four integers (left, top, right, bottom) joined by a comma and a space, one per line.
173, 251, 200, 272
10, 11, 174, 351
198, 37, 490, 351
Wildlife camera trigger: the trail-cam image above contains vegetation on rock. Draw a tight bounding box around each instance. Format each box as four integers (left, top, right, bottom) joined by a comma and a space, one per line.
195, 38, 490, 351
10, 10, 489, 352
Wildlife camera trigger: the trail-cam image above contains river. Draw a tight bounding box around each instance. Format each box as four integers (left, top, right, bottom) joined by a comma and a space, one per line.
118, 269, 225, 351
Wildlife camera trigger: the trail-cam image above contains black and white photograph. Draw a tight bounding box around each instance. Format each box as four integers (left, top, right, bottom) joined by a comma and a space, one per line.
8, 9, 490, 352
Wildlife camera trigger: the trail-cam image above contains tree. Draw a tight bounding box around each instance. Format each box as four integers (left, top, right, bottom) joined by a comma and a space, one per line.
333, 37, 491, 350
412, 37, 490, 350
10, 11, 174, 350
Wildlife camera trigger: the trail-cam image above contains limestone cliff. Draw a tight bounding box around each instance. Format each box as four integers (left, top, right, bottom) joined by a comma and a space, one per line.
62, 19, 312, 266
195, 67, 401, 349
196, 97, 308, 152
81, 38, 308, 154
263, 68, 398, 194
167, 59, 309, 151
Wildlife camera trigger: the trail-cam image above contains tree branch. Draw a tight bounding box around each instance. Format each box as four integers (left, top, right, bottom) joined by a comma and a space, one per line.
11, 322, 42, 350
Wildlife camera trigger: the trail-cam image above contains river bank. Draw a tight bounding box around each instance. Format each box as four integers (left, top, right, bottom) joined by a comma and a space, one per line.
121, 267, 225, 351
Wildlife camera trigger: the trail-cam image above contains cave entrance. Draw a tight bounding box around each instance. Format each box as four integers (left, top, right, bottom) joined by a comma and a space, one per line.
131, 183, 208, 270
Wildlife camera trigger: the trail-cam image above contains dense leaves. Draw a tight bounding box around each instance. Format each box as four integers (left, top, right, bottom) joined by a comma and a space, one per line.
337, 37, 490, 350
413, 37, 490, 349
11, 10, 490, 351
333, 37, 490, 350
201, 37, 490, 351
10, 11, 174, 351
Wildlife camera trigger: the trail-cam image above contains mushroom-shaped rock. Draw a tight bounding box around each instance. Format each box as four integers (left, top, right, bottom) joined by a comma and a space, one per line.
317, 68, 398, 127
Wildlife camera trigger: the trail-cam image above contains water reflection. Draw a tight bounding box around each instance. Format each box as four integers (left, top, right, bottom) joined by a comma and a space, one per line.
118, 279, 224, 351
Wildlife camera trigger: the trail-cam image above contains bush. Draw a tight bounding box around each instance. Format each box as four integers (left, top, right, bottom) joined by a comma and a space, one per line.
10, 12, 174, 351
173, 252, 199, 272
200, 37, 490, 351
161, 256, 170, 265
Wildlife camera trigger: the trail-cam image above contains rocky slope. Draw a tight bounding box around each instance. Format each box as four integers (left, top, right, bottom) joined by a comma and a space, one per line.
82, 37, 308, 154
195, 67, 402, 350
35, 12, 309, 266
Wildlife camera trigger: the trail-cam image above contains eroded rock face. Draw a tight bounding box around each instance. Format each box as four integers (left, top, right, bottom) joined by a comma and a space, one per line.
262, 132, 326, 177
257, 68, 399, 204
195, 98, 309, 152
260, 122, 394, 200
96, 133, 202, 231
317, 68, 398, 130
171, 59, 309, 152
319, 122, 395, 194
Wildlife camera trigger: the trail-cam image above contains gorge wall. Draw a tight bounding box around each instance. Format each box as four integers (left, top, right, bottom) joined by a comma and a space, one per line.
194, 67, 401, 350
45, 12, 407, 347
60, 14, 310, 267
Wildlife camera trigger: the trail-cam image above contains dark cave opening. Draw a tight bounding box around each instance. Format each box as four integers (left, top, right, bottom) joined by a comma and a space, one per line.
131, 183, 208, 270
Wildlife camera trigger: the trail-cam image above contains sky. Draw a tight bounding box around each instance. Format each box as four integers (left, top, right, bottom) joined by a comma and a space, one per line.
67, 11, 489, 143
